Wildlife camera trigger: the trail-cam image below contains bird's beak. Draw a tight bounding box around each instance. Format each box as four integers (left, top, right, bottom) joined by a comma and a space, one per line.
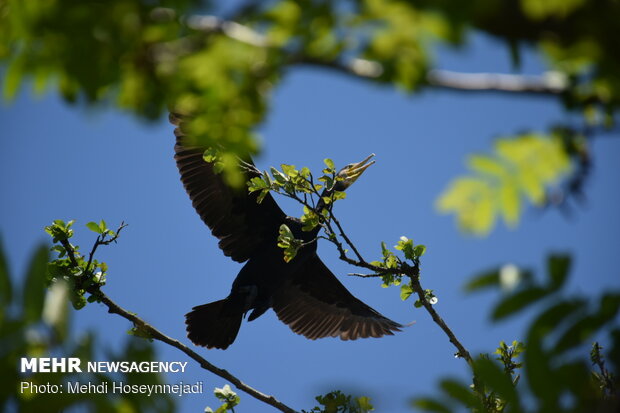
346, 153, 375, 183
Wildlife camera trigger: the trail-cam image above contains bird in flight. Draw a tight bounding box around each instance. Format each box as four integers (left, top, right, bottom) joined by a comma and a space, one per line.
171, 113, 402, 349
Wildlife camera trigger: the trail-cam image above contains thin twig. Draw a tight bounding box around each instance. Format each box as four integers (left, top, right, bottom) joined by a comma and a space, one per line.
348, 272, 380, 278
85, 222, 127, 274
408, 272, 472, 363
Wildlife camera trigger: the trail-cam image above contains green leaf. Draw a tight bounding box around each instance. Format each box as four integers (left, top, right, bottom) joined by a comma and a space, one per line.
281, 164, 297, 177
271, 167, 288, 184
547, 254, 571, 290
410, 397, 452, 413
278, 224, 301, 262
439, 379, 477, 408
413, 244, 427, 257
474, 358, 521, 409
3, 54, 26, 100
98, 219, 108, 233
523, 301, 582, 407
23, 243, 50, 323
467, 154, 508, 178
492, 287, 551, 321
323, 158, 335, 171
0, 237, 12, 309
400, 283, 414, 301
356, 396, 374, 412
86, 221, 103, 234
203, 147, 220, 163
553, 293, 620, 353
248, 176, 269, 192
463, 270, 500, 293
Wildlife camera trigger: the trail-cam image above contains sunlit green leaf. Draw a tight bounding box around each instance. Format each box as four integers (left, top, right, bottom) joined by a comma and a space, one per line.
400, 283, 413, 301
86, 221, 103, 234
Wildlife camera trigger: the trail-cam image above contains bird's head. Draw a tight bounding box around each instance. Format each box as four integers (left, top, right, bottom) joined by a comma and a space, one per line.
334, 153, 375, 191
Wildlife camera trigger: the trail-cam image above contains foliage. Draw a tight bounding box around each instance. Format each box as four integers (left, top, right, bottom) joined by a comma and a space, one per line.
2, 1, 619, 411
249, 158, 355, 262
44, 219, 124, 311
411, 254, 620, 412
436, 133, 576, 235
303, 390, 374, 413
205, 384, 241, 413
0, 237, 175, 412
251, 159, 429, 309
1, 0, 617, 198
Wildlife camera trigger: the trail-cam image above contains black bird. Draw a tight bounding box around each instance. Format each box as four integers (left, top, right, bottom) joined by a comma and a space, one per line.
172, 114, 402, 349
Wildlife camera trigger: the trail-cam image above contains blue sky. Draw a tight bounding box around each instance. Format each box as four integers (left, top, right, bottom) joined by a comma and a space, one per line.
1, 33, 619, 412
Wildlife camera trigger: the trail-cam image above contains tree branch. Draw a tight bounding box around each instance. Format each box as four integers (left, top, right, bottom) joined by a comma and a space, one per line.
426, 69, 568, 95
57, 228, 299, 413
97, 293, 299, 413
408, 270, 473, 363
182, 11, 570, 96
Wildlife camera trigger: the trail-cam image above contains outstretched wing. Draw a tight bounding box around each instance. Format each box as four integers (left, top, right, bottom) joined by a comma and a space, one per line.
272, 256, 402, 340
171, 113, 286, 263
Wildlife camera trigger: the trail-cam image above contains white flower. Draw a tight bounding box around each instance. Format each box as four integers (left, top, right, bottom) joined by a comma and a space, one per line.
500, 264, 520, 291
429, 297, 438, 305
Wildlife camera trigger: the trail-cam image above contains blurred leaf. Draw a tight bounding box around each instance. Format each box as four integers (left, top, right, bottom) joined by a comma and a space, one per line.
437, 134, 572, 236
2, 53, 26, 100
463, 270, 499, 293
492, 287, 551, 321
524, 300, 586, 405
521, 0, 587, 20
474, 358, 521, 410
22, 243, 49, 323
410, 397, 452, 413
553, 293, 620, 353
439, 379, 477, 408
0, 237, 12, 310
547, 254, 571, 290
42, 280, 71, 342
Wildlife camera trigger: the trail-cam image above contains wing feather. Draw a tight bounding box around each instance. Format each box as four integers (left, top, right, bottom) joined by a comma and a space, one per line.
171, 113, 285, 263
273, 256, 402, 340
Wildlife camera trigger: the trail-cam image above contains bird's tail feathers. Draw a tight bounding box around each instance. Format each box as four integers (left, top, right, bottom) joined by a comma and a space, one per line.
185, 299, 242, 350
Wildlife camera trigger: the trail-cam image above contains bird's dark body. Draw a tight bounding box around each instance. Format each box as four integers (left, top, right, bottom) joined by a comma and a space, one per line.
225, 218, 314, 321
171, 113, 402, 349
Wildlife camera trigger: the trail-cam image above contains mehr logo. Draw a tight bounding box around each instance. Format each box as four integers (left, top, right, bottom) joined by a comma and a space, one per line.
21, 358, 82, 373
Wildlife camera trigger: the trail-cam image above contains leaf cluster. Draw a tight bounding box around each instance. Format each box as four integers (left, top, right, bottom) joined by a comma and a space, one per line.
0, 238, 174, 412
412, 253, 620, 412
205, 384, 241, 413
303, 390, 374, 413
367, 237, 428, 306
436, 133, 575, 236
249, 159, 350, 262
44, 219, 121, 310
